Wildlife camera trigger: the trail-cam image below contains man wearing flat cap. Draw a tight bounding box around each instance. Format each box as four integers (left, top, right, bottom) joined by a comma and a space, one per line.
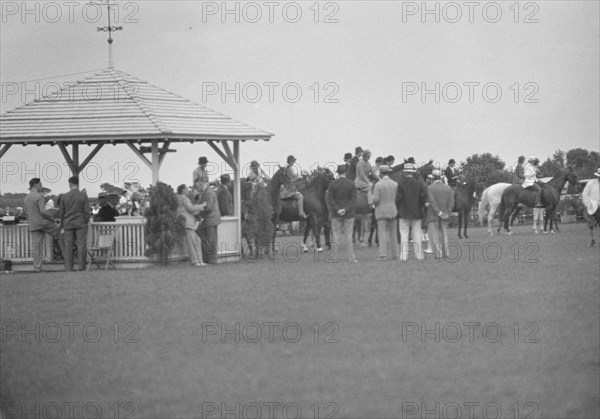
281, 155, 306, 219
193, 156, 210, 185
326, 165, 357, 262
444, 159, 459, 188
397, 163, 428, 261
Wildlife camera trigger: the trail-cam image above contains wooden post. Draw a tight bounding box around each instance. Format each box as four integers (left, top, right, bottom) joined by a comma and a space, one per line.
72, 143, 79, 176
233, 140, 241, 258
151, 140, 159, 184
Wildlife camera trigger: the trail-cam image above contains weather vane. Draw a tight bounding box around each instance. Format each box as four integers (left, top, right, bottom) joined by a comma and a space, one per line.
94, 0, 122, 68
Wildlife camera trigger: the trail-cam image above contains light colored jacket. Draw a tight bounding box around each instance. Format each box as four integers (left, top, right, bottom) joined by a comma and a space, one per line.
176, 194, 203, 230
522, 163, 539, 187
355, 159, 372, 191
582, 178, 599, 215
23, 190, 56, 231
372, 176, 398, 220
426, 181, 454, 224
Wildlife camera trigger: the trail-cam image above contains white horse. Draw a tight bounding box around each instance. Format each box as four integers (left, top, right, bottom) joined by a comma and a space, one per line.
478, 183, 511, 235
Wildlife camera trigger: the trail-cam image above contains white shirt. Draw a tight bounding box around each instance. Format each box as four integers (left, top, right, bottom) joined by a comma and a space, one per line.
581, 178, 599, 215
522, 163, 539, 187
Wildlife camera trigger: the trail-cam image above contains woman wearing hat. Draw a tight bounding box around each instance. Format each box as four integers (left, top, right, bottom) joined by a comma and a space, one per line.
523, 156, 542, 207
582, 168, 600, 246
281, 155, 306, 219
247, 160, 270, 185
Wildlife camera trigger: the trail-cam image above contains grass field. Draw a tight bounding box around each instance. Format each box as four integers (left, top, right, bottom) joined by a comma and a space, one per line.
1, 223, 598, 419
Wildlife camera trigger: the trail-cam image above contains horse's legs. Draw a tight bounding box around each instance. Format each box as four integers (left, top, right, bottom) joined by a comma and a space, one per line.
508, 206, 522, 233
311, 215, 323, 250
488, 203, 498, 235
324, 221, 331, 249
457, 210, 463, 239
463, 211, 469, 239
302, 221, 310, 250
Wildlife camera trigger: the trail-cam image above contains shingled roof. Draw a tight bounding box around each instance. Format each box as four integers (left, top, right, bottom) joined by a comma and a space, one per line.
0, 68, 273, 144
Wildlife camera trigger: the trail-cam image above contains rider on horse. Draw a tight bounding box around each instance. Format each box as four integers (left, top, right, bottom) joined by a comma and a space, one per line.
247, 160, 270, 187
523, 156, 542, 207
444, 159, 459, 188
280, 155, 307, 219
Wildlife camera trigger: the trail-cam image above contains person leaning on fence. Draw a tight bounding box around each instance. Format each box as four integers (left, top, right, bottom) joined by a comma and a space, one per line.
326, 164, 357, 262
176, 184, 207, 267
57, 176, 90, 272
195, 181, 221, 264
23, 178, 64, 273
426, 169, 454, 259
372, 165, 399, 261
193, 156, 210, 185
217, 174, 234, 216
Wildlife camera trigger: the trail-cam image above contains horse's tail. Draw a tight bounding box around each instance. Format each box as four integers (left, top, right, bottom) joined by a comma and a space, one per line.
478, 187, 489, 226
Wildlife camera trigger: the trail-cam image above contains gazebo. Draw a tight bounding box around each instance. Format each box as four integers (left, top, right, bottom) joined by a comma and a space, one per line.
0, 68, 273, 267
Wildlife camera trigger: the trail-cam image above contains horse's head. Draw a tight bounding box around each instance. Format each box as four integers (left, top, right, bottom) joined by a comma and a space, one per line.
566, 166, 581, 192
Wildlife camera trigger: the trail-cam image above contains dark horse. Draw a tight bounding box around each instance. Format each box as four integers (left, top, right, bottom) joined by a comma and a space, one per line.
452, 174, 478, 239
267, 167, 332, 252
499, 167, 579, 234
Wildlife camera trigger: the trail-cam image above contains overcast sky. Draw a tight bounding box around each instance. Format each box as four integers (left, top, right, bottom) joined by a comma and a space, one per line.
1, 1, 598, 195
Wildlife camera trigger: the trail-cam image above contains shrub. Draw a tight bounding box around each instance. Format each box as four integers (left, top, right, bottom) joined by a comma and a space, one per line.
144, 182, 185, 265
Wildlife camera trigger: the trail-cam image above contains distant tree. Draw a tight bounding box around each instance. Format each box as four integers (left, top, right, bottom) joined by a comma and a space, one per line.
99, 183, 124, 195
539, 149, 565, 177
144, 182, 185, 265
566, 148, 600, 179
461, 153, 509, 190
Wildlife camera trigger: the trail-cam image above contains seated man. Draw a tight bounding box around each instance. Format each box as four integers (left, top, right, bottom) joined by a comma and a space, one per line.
523, 156, 543, 207
247, 160, 270, 186
280, 155, 307, 219
96, 192, 120, 222
444, 159, 459, 188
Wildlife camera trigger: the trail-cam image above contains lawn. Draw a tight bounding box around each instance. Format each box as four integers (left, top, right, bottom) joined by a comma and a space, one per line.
1, 223, 598, 419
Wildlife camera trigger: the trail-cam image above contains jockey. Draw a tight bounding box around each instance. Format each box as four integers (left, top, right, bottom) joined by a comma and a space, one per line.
281, 155, 307, 219
247, 160, 270, 186
444, 159, 459, 188
523, 156, 542, 207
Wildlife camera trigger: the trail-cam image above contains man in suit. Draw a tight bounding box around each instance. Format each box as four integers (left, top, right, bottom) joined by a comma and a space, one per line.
444, 159, 459, 188
372, 165, 399, 261
216, 174, 234, 216
195, 181, 222, 264
397, 163, 428, 261
426, 169, 455, 258
23, 178, 64, 272
58, 176, 90, 271
326, 165, 358, 262
343, 153, 352, 173
347, 146, 363, 181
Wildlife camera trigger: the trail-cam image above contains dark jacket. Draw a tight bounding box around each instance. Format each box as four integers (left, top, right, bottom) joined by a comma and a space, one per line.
513, 163, 525, 184
216, 185, 234, 216
445, 166, 459, 187
97, 204, 119, 222
347, 156, 360, 181
326, 177, 357, 220
199, 187, 222, 228
396, 175, 428, 219
58, 189, 90, 229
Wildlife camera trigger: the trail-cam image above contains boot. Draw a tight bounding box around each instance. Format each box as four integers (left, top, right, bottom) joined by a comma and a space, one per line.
297, 194, 306, 218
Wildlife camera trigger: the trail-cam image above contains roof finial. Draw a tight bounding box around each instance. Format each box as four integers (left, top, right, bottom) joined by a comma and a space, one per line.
96, 1, 122, 69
